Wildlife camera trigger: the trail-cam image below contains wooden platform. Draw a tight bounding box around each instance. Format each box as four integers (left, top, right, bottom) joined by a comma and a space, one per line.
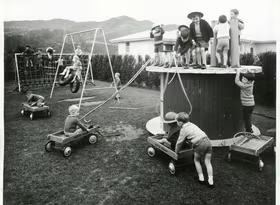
146, 65, 262, 74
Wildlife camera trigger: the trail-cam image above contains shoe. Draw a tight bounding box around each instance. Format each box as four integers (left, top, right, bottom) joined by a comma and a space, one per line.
195, 64, 201, 69
163, 63, 169, 68
216, 63, 222, 68
183, 64, 189, 69
158, 63, 164, 67
221, 65, 228, 68
201, 64, 206, 69
194, 176, 206, 185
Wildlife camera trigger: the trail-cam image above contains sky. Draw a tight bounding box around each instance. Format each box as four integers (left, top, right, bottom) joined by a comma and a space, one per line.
1, 0, 279, 40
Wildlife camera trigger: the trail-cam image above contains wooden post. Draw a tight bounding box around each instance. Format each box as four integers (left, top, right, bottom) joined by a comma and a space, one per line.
210, 20, 218, 67
160, 73, 165, 130
230, 18, 240, 68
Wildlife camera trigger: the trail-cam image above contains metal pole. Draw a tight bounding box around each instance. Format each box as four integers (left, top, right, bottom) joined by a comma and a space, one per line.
89, 59, 95, 85
78, 29, 99, 109
101, 29, 118, 97
50, 35, 67, 98
160, 73, 165, 130
67, 28, 99, 36
70, 35, 76, 51
14, 53, 21, 92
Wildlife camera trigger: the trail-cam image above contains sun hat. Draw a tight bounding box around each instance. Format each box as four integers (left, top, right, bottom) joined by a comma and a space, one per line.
152, 23, 162, 30
187, 11, 204, 19
164, 112, 178, 123
178, 25, 189, 30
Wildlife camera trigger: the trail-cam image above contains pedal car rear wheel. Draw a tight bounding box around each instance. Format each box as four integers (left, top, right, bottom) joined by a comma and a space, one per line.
63, 146, 72, 157
45, 141, 54, 152
70, 79, 80, 93
168, 161, 176, 175
147, 147, 156, 157
89, 135, 98, 144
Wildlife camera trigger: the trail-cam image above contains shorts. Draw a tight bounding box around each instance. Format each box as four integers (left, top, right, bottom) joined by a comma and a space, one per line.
195, 37, 209, 48
193, 137, 212, 156
64, 128, 84, 137
217, 37, 230, 51
154, 43, 163, 53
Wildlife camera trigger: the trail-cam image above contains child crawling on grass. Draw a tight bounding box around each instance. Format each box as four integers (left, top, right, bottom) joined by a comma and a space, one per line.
26, 91, 45, 107
64, 105, 90, 137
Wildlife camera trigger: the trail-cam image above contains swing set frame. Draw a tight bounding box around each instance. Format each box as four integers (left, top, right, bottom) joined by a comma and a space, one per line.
49, 28, 118, 109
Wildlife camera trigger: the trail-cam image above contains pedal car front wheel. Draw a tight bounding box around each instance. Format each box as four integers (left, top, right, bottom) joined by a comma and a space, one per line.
63, 146, 72, 157
45, 141, 54, 152
168, 161, 176, 175
89, 135, 98, 144
147, 146, 156, 157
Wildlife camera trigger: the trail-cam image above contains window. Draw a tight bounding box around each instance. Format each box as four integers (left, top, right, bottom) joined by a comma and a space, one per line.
125, 42, 130, 53
250, 47, 254, 54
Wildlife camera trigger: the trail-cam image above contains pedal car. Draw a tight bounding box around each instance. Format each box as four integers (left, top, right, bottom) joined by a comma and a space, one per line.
45, 125, 101, 157
227, 132, 274, 171
147, 135, 193, 175
20, 102, 51, 120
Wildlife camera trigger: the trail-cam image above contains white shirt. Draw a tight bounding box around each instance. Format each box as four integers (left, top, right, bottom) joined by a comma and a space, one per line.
214, 23, 230, 39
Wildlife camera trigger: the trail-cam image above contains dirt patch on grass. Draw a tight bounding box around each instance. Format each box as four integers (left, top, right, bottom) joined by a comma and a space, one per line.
103, 123, 145, 142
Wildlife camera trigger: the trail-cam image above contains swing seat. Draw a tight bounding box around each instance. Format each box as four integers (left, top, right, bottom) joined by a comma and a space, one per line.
58, 73, 75, 86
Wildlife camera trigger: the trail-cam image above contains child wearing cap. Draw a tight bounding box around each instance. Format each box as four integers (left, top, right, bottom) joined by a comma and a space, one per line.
174, 25, 193, 69
175, 112, 214, 187
213, 15, 230, 68
64, 105, 89, 137
188, 12, 213, 69
150, 24, 166, 67
26, 91, 45, 107
235, 69, 255, 133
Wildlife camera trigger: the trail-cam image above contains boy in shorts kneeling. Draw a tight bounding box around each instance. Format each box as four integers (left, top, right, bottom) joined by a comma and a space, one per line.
175, 112, 214, 188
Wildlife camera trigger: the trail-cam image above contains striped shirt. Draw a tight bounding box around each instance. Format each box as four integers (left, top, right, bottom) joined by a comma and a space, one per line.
235, 78, 255, 106
175, 122, 207, 153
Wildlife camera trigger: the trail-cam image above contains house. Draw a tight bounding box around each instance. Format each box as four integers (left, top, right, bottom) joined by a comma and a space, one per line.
110, 30, 276, 57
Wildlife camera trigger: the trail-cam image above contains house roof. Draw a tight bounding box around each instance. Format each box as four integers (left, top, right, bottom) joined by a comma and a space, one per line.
110, 30, 178, 43
110, 29, 276, 44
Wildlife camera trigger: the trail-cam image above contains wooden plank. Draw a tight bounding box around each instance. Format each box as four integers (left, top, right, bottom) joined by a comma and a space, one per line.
146, 65, 262, 74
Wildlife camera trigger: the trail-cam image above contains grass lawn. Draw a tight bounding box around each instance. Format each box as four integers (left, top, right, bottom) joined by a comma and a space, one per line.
4, 81, 275, 205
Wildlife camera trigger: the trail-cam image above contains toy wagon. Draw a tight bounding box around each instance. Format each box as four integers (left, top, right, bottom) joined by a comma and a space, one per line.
45, 125, 101, 157
20, 102, 51, 120
227, 132, 274, 171
147, 135, 193, 175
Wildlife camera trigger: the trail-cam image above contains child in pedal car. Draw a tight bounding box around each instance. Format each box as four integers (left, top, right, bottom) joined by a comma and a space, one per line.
26, 91, 45, 107
64, 105, 90, 137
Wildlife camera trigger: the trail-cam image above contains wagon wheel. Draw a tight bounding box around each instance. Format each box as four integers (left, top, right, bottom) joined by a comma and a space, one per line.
88, 134, 98, 144
258, 158, 264, 172
47, 110, 51, 117
20, 109, 25, 116
45, 141, 54, 152
147, 146, 156, 157
30, 113, 34, 120
168, 161, 176, 175
227, 152, 232, 162
63, 146, 72, 157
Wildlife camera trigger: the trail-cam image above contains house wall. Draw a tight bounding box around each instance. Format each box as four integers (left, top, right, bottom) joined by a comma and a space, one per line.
117, 40, 154, 57
254, 42, 276, 54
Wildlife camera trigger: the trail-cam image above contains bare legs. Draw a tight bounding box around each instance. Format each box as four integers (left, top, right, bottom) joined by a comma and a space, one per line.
194, 152, 214, 185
